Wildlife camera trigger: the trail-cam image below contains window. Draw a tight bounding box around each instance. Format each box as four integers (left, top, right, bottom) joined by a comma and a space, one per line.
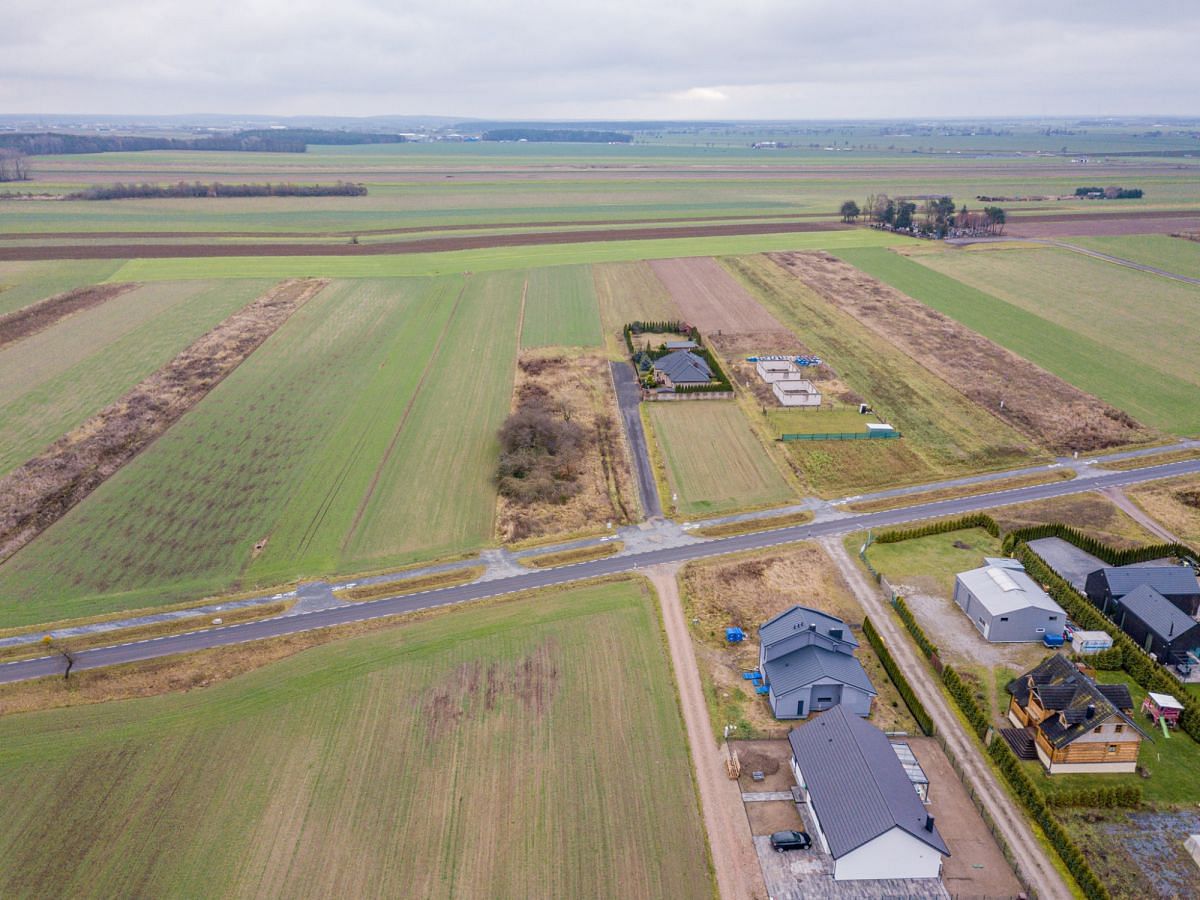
1000, 617, 1009, 622
1035, 628, 1046, 634
1049, 616, 1059, 622
1093, 726, 1103, 733
1115, 725, 1124, 734
817, 696, 833, 704
1107, 745, 1118, 754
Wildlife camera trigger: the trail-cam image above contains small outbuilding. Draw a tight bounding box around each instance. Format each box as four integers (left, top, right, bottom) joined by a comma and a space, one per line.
772, 379, 821, 407
789, 706, 949, 881
1142, 692, 1184, 729
953, 561, 1066, 642
755, 358, 800, 383
1070, 630, 1114, 655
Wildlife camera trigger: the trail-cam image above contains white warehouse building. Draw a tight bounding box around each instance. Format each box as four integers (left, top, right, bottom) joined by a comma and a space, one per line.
953, 558, 1066, 642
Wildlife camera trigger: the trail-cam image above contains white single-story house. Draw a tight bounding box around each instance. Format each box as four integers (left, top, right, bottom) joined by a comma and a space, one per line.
953, 559, 1066, 642
773, 379, 821, 407
789, 705, 949, 881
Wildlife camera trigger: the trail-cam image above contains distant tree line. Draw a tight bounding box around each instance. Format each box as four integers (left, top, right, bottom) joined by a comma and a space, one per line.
856, 193, 1005, 237
0, 149, 29, 182
66, 181, 368, 200
481, 129, 632, 143
1074, 186, 1143, 199
0, 130, 405, 156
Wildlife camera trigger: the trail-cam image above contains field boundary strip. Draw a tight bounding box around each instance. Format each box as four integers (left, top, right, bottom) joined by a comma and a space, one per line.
0, 283, 139, 350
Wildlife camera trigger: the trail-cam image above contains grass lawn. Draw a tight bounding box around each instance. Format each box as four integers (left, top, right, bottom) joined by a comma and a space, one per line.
1125, 475, 1200, 547
593, 260, 681, 355
765, 402, 871, 436
0, 279, 271, 475
1032, 669, 1200, 805
646, 401, 795, 517
725, 254, 1040, 495
0, 579, 712, 899
520, 264, 602, 348
986, 492, 1159, 548
880, 245, 1200, 434
859, 527, 1005, 596
107, 228, 905, 281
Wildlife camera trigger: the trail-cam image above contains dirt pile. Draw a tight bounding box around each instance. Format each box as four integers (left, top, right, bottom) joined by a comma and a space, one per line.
0, 278, 327, 563
769, 251, 1154, 453
0, 283, 137, 349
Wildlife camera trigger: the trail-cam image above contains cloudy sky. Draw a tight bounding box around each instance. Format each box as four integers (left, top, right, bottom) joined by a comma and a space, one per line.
2, 0, 1197, 119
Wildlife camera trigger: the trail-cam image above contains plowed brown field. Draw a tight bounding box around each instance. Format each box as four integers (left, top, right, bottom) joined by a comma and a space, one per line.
1007, 211, 1200, 238
649, 256, 790, 333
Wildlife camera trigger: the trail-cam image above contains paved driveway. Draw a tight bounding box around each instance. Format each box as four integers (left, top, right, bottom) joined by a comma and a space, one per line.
609, 360, 661, 518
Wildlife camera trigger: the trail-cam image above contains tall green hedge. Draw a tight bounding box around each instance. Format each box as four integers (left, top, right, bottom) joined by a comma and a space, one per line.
942, 664, 990, 740
1002, 522, 1195, 565
862, 617, 934, 736
875, 513, 1000, 544
987, 739, 1111, 900
1044, 784, 1141, 808
894, 596, 939, 660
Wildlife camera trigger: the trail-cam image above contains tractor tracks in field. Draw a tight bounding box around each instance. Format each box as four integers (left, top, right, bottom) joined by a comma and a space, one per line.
340, 277, 470, 550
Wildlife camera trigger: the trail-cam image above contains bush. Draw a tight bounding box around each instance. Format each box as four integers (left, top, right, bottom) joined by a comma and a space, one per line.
496, 397, 588, 505
1044, 784, 1141, 808
862, 617, 934, 736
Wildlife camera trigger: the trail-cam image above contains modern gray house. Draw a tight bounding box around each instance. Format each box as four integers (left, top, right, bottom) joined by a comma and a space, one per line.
789, 705, 949, 881
651, 350, 712, 388
759, 605, 876, 720
1085, 566, 1200, 617
953, 560, 1066, 642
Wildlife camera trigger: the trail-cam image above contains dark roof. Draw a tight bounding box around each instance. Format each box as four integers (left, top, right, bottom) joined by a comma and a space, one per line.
1006, 655, 1148, 748
665, 340, 698, 350
788, 706, 949, 859
653, 350, 712, 384
1118, 584, 1199, 643
759, 605, 858, 649
1092, 566, 1200, 598
763, 645, 876, 698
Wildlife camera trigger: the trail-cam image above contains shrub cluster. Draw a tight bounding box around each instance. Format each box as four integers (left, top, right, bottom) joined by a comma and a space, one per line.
862, 617, 934, 736
987, 739, 1112, 900
893, 596, 939, 659
874, 513, 1000, 544
941, 665, 990, 740
66, 181, 367, 201
1044, 784, 1141, 808
1076, 645, 1124, 671
1001, 523, 1194, 566
496, 388, 588, 505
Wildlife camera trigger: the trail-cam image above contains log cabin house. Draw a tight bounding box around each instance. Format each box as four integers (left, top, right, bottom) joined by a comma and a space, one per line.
1003, 654, 1148, 774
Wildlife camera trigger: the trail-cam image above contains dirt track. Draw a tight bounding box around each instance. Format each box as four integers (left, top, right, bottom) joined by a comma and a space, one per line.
646, 564, 767, 900
0, 221, 848, 261
819, 537, 1072, 900
0, 283, 136, 349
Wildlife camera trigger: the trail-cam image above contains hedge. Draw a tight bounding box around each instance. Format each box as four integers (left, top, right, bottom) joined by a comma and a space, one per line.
894, 596, 939, 660
862, 617, 934, 736
988, 738, 1111, 900
1002, 522, 1196, 566
941, 664, 990, 741
875, 513, 1000, 544
1044, 784, 1141, 809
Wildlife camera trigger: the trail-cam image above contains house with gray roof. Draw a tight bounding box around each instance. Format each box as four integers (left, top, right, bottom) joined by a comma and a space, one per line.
652, 350, 712, 388
1005, 654, 1148, 773
953, 560, 1066, 642
1106, 583, 1200, 664
1086, 565, 1200, 617
788, 705, 949, 881
758, 605, 875, 720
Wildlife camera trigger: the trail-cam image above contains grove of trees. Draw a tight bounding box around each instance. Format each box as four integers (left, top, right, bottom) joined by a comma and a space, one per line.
66, 181, 368, 200
496, 385, 589, 505
859, 193, 1005, 237
0, 150, 29, 182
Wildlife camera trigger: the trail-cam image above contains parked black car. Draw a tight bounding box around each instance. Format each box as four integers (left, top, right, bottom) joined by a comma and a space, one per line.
769, 830, 812, 852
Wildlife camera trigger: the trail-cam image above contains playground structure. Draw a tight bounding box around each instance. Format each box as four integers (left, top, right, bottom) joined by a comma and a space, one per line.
1142, 692, 1184, 737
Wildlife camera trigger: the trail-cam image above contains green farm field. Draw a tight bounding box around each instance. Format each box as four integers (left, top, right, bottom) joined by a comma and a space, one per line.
520, 264, 602, 348
1069, 234, 1200, 280
593, 260, 681, 353
646, 401, 795, 516
0, 279, 271, 475
0, 578, 712, 899
0, 259, 127, 316
851, 246, 1200, 434
107, 228, 906, 281
723, 254, 1041, 495
0, 273, 523, 626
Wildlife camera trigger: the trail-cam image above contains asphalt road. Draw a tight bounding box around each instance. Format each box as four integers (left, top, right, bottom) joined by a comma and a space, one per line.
4, 456, 1198, 684
609, 360, 662, 518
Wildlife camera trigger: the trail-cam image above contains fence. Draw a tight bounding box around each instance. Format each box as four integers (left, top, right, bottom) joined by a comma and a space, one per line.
779, 430, 900, 441
643, 390, 735, 402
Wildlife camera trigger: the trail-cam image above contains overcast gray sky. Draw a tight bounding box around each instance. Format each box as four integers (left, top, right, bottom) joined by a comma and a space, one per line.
2, 0, 1197, 119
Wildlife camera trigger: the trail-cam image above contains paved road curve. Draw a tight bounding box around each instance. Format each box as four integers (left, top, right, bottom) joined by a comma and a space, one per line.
4, 456, 1199, 684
